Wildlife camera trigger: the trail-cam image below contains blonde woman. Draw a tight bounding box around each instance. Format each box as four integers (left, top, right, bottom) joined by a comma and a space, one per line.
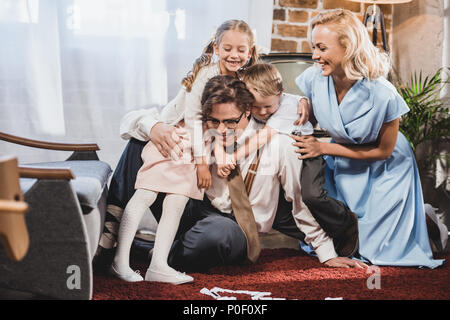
293, 9, 444, 268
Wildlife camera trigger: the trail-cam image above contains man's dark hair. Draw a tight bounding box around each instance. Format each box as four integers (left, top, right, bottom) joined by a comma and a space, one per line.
201, 75, 255, 118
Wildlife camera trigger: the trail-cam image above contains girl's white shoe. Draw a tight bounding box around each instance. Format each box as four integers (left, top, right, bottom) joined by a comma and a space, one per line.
145, 268, 194, 285
109, 263, 144, 282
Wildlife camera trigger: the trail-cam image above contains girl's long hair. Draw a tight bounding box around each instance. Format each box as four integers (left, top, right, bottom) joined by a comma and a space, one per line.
182, 19, 258, 92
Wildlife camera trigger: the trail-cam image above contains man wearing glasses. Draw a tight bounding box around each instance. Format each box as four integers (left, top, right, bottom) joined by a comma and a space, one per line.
100, 79, 364, 272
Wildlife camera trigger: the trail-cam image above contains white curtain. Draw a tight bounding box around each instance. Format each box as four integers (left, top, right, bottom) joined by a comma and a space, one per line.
0, 0, 273, 169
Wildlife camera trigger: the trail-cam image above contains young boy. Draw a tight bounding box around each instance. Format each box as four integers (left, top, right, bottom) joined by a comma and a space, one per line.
215, 63, 313, 177
216, 62, 358, 258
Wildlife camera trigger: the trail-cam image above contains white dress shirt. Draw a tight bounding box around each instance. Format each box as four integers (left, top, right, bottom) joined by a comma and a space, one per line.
207, 118, 337, 263
266, 93, 314, 136
118, 81, 338, 263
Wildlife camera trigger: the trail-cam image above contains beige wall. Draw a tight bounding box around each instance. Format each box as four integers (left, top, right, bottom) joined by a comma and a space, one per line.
392, 0, 446, 84
394, 0, 449, 223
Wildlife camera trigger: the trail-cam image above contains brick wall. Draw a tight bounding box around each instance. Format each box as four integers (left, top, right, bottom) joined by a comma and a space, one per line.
271, 0, 393, 53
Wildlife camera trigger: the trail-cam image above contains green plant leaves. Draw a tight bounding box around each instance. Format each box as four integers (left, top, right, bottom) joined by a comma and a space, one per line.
396, 67, 450, 155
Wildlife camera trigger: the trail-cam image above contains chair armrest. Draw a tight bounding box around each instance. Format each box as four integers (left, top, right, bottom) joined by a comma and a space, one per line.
0, 200, 28, 213
19, 167, 75, 180
0, 132, 99, 152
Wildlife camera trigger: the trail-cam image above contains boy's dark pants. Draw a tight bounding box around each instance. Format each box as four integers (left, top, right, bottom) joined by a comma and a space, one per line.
300, 156, 359, 257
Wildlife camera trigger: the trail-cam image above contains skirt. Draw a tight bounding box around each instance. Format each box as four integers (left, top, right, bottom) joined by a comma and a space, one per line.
135, 130, 204, 200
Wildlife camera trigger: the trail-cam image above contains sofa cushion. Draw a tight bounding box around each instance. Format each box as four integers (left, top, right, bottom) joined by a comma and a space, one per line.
20, 160, 112, 211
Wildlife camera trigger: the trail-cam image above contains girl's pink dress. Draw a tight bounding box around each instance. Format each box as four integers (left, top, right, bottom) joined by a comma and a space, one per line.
135, 128, 206, 200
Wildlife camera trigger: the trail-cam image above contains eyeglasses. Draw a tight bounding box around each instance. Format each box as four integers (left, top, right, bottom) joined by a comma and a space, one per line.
204, 112, 246, 129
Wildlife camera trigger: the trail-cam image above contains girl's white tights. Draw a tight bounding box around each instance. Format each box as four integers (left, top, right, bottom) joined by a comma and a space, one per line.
113, 189, 158, 276
148, 193, 189, 275
113, 189, 189, 279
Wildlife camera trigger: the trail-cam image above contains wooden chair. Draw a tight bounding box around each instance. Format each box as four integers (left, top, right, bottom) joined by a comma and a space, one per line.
0, 157, 29, 261
0, 132, 112, 299
0, 131, 100, 161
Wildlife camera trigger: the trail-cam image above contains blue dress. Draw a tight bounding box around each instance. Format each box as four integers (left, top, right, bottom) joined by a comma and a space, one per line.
296, 66, 444, 268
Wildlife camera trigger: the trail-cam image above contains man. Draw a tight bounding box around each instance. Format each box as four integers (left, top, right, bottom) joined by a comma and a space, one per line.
100, 77, 365, 272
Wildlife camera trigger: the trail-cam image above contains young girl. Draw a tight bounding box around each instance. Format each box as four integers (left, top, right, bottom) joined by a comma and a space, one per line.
110, 20, 258, 284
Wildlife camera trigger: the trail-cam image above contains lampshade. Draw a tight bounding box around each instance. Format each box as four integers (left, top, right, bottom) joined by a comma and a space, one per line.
347, 0, 412, 3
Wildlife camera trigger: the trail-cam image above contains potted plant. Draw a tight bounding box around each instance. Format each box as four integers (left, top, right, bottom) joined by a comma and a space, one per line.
395, 67, 449, 230
396, 68, 449, 156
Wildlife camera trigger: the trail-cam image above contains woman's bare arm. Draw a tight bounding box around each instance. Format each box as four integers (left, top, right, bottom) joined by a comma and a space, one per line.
292, 119, 399, 161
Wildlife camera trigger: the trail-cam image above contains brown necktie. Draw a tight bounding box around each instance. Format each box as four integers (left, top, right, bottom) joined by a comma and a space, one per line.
227, 165, 261, 263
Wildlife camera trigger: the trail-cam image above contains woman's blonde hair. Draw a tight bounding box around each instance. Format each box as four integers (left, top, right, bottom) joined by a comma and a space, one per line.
310, 9, 391, 80
241, 63, 283, 97
181, 19, 259, 92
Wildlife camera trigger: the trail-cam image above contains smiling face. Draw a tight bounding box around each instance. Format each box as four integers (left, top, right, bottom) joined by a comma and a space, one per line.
206, 102, 250, 146
249, 88, 281, 123
214, 30, 253, 76
311, 24, 347, 78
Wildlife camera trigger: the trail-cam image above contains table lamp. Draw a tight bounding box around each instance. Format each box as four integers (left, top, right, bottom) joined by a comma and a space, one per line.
347, 0, 412, 52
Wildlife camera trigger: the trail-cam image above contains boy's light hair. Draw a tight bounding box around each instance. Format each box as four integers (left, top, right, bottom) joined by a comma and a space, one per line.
241, 63, 283, 97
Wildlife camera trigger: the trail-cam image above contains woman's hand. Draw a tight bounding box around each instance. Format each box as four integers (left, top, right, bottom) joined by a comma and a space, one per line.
291, 135, 324, 159
294, 97, 311, 126
197, 164, 212, 189
291, 119, 400, 161
150, 122, 185, 160
324, 257, 368, 269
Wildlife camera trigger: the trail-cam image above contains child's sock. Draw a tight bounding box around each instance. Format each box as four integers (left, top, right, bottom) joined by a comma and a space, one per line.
113, 189, 157, 275
149, 193, 189, 275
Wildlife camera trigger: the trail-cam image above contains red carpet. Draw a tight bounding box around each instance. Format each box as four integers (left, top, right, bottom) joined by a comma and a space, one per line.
93, 249, 450, 300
